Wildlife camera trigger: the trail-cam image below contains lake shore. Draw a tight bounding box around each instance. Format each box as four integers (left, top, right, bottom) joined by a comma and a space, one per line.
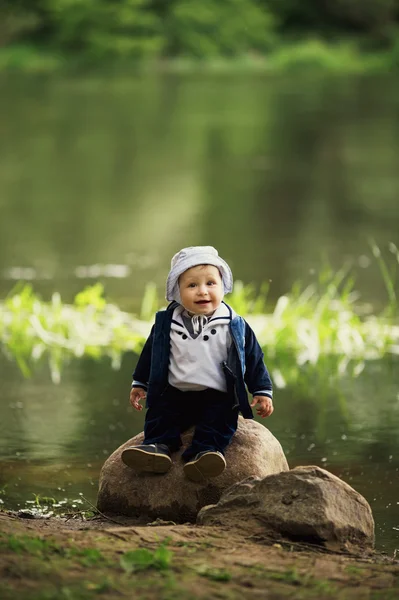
1, 511, 398, 599
0, 42, 395, 75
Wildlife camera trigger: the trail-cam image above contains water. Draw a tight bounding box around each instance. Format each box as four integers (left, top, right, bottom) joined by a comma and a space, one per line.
0, 72, 398, 553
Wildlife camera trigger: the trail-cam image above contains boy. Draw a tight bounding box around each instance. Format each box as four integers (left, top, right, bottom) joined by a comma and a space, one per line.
122, 246, 273, 482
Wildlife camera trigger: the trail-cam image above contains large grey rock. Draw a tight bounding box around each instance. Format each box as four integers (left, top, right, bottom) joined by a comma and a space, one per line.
197, 466, 375, 551
97, 417, 289, 522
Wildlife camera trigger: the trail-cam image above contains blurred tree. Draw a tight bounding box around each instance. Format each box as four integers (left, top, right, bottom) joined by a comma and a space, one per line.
40, 0, 163, 59
326, 0, 398, 29
1, 0, 399, 63
326, 0, 399, 45
167, 0, 276, 57
262, 0, 399, 42
0, 1, 42, 46
260, 0, 332, 32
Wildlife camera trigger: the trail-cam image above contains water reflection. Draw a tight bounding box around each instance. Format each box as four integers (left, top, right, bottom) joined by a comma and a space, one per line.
0, 74, 399, 310
0, 353, 398, 553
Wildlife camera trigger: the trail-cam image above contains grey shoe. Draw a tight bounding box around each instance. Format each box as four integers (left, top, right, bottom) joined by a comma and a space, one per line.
183, 451, 226, 482
121, 444, 172, 474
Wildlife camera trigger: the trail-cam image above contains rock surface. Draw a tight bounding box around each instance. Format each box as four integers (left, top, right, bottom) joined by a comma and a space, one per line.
197, 466, 375, 551
97, 417, 289, 522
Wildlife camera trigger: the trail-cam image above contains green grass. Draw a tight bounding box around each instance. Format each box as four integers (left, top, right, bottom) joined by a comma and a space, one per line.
0, 245, 398, 385
249, 565, 338, 595
195, 564, 232, 582
371, 591, 399, 600
1, 533, 61, 556
344, 565, 365, 577
0, 532, 105, 566
120, 543, 172, 574
0, 527, 395, 600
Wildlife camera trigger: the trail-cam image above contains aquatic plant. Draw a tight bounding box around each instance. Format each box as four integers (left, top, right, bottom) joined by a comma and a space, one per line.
0, 248, 398, 385
0, 282, 146, 383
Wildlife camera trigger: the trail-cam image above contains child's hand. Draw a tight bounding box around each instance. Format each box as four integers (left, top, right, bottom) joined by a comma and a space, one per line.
130, 387, 146, 411
250, 395, 274, 418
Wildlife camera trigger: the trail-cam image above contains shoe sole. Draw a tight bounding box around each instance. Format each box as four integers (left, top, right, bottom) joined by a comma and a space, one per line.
184, 452, 226, 482
121, 448, 172, 474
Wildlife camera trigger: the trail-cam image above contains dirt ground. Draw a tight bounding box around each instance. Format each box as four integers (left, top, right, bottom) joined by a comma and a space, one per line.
0, 511, 398, 600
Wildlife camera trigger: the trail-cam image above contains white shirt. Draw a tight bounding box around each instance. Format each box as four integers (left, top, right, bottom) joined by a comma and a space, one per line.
168, 303, 234, 392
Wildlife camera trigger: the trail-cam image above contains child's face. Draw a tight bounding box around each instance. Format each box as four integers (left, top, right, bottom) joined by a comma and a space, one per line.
178, 265, 223, 315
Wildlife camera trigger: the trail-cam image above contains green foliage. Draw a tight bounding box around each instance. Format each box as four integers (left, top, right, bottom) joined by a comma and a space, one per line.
41, 0, 164, 60
167, 0, 276, 57
324, 0, 398, 30
0, 246, 398, 385
120, 543, 172, 573
1, 533, 60, 556
390, 32, 399, 67
266, 567, 301, 583
0, 2, 42, 46
0, 43, 62, 72
2, 0, 399, 68
0, 532, 106, 570
262, 0, 329, 32
264, 0, 399, 40
370, 239, 399, 316
345, 565, 364, 576
270, 39, 366, 72
0, 282, 145, 382
67, 547, 104, 566
74, 283, 106, 311
32, 493, 57, 507
140, 282, 159, 321
228, 280, 270, 315
249, 563, 338, 593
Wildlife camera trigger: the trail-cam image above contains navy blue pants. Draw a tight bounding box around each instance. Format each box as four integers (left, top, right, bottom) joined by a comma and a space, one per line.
143, 385, 239, 462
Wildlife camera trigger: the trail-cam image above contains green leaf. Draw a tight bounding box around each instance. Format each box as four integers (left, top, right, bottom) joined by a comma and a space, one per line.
74, 284, 106, 310
154, 544, 172, 569
120, 548, 155, 573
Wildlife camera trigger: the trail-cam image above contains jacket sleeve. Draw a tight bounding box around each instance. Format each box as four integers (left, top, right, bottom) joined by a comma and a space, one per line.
131, 325, 154, 390
244, 321, 273, 399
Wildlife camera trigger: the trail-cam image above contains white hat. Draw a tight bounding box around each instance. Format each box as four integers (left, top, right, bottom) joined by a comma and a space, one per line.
166, 246, 233, 303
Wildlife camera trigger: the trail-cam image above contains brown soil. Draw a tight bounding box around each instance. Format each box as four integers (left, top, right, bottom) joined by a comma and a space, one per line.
0, 511, 398, 600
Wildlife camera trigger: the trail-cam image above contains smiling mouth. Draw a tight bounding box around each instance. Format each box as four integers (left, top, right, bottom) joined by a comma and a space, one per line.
195, 300, 211, 304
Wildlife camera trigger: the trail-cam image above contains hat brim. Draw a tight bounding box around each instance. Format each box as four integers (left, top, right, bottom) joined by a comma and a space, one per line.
166, 253, 233, 302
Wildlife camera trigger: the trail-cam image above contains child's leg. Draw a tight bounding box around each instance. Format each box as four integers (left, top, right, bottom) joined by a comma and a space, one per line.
122, 386, 190, 473
143, 385, 189, 452
181, 389, 239, 463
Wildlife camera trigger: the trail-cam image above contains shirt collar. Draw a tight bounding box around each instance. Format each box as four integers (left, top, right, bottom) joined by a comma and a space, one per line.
172, 301, 235, 325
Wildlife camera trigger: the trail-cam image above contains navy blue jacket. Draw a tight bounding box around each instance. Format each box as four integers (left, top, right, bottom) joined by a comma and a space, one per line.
133, 302, 273, 419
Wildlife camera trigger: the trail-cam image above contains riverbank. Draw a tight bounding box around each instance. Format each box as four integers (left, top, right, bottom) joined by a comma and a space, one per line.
0, 41, 396, 75
0, 512, 397, 599
3, 259, 399, 384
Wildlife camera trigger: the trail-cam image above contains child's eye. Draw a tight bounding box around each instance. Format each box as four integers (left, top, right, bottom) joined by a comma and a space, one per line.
207, 281, 216, 286
188, 283, 196, 288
